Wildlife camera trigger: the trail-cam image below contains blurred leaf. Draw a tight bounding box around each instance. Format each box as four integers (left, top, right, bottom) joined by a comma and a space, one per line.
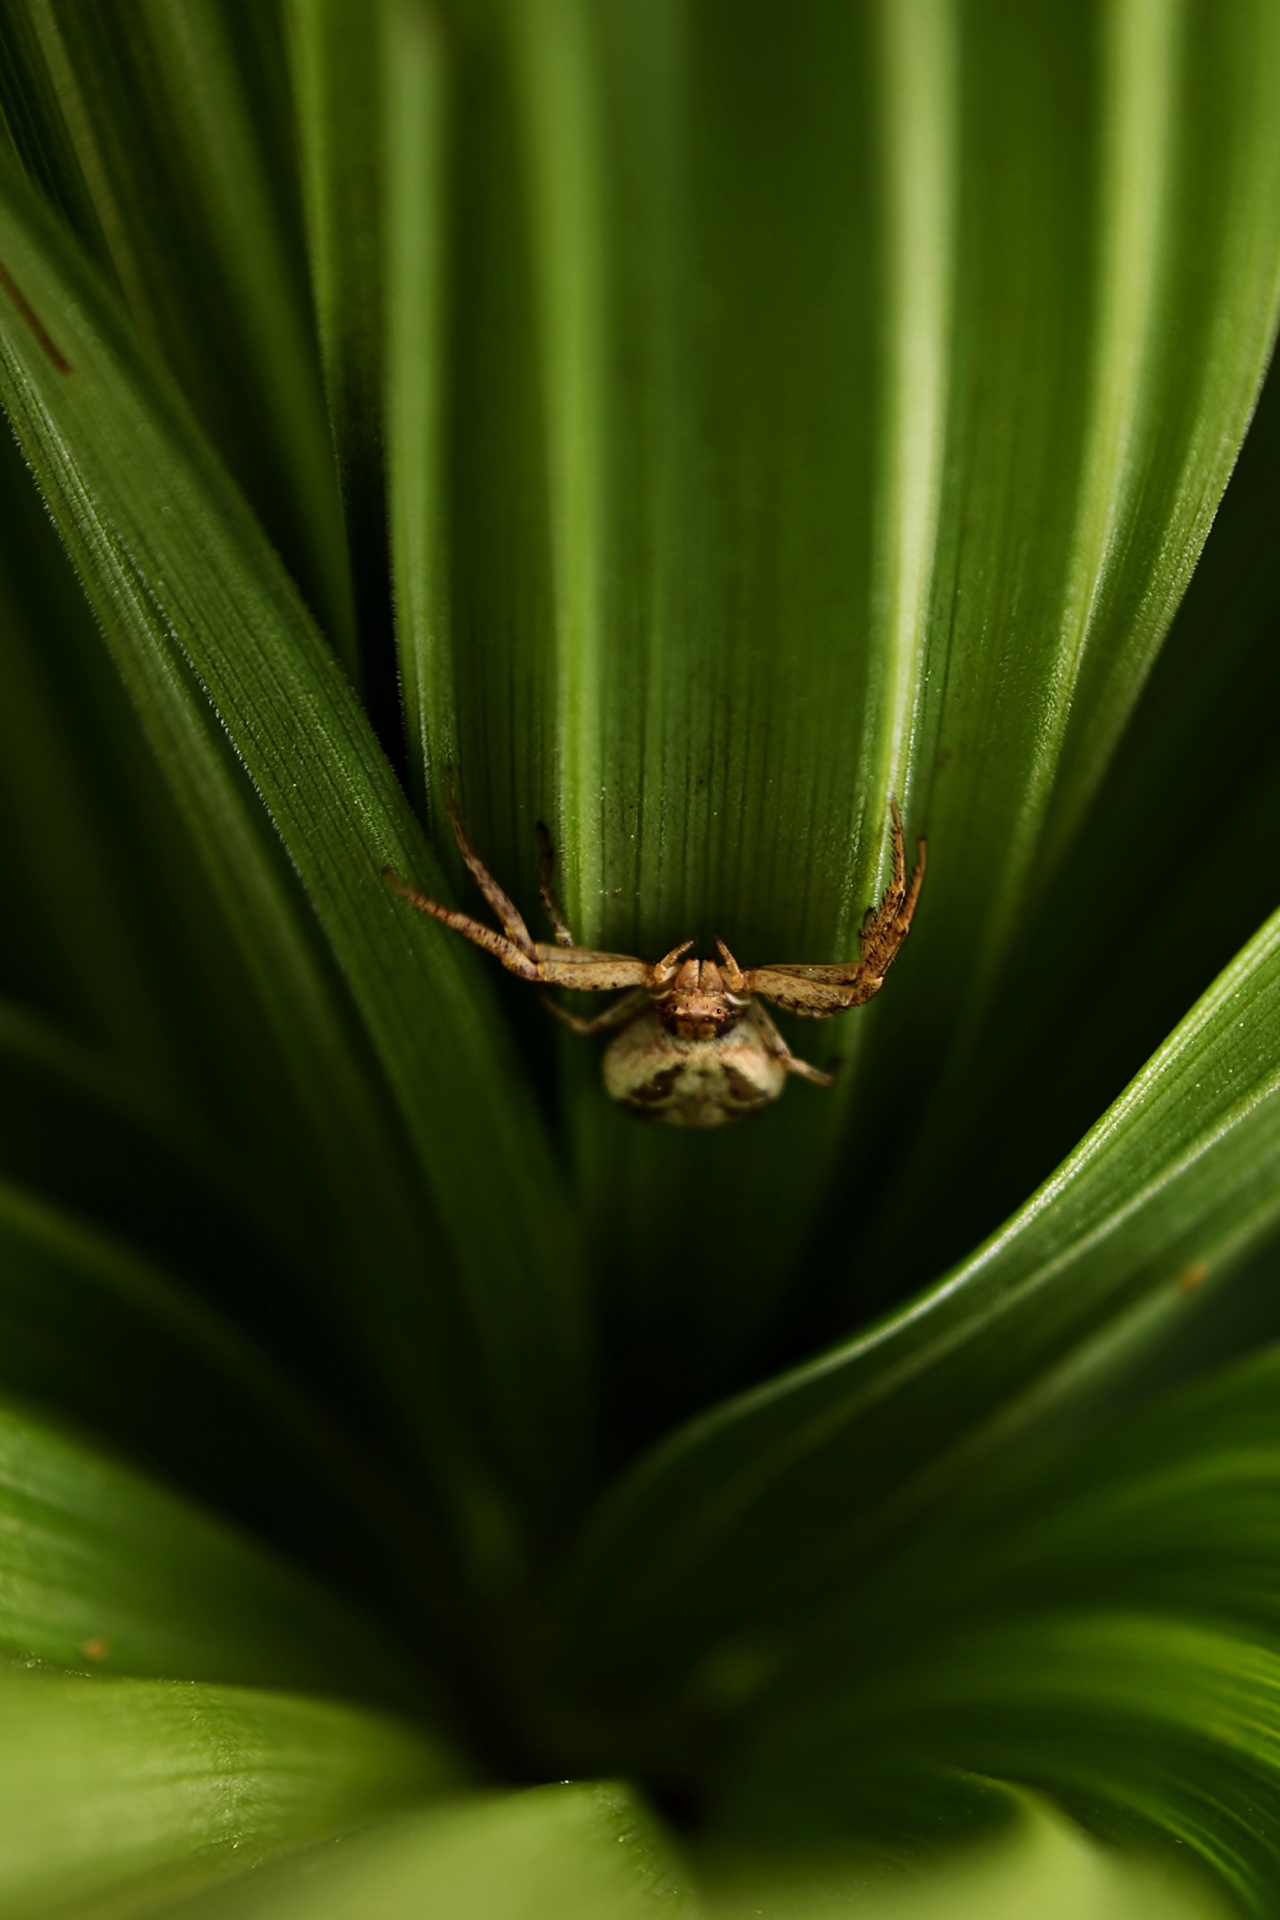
705, 1784, 1232, 1920
0, 1395, 429, 1701
0, 146, 589, 1562
0, 425, 408, 1299
430, 1, 1280, 1408
717, 1345, 1280, 1912
556, 901, 1280, 1721
0, 1175, 454, 1627
0, 0, 358, 673
154, 1783, 691, 1920
0, 1667, 451, 1918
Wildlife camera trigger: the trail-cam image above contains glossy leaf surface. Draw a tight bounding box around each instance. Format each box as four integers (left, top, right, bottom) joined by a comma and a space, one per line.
0, 1669, 451, 1918
0, 1396, 417, 1699
713, 1347, 1280, 1911
426, 0, 1280, 1404
0, 146, 587, 1554
152, 1784, 688, 1920
560, 901, 1280, 1706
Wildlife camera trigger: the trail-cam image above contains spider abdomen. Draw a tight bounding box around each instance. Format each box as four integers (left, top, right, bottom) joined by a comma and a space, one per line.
602, 1006, 786, 1127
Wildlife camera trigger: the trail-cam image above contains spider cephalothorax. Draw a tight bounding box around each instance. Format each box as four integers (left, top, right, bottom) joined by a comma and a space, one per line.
385, 796, 925, 1128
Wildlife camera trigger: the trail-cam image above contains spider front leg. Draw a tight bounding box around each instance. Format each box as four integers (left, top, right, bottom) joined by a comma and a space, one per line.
384, 807, 665, 994
721, 797, 926, 1018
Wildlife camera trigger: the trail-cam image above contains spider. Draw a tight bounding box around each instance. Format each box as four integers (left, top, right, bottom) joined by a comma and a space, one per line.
384, 795, 925, 1128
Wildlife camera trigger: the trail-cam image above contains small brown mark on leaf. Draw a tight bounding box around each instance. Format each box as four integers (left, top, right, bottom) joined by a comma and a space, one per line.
79, 1636, 110, 1662
1176, 1260, 1209, 1295
0, 258, 72, 373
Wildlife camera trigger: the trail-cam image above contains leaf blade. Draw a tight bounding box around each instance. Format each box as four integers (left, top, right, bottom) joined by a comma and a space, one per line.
0, 1669, 452, 1917
557, 903, 1280, 1709
0, 145, 589, 1548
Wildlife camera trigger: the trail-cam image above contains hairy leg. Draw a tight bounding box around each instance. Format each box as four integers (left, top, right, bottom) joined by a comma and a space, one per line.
747, 999, 834, 1086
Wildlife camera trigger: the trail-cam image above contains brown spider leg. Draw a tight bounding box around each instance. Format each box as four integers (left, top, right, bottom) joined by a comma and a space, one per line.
540, 985, 648, 1035
535, 822, 576, 947
440, 783, 537, 956
858, 796, 927, 979
736, 800, 926, 1017
747, 999, 835, 1087
382, 868, 542, 979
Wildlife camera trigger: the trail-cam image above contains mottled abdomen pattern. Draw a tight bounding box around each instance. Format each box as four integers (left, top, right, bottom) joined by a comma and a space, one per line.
602, 1008, 786, 1128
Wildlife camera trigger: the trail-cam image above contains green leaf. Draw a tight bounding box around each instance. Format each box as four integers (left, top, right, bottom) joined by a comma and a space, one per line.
0, 1394, 426, 1701
0, 144, 588, 1561
0, 1667, 451, 1917
0, 0, 359, 676
856, 348, 1280, 1307
0, 1176, 447, 1626
705, 1784, 1233, 1920
716, 1346, 1280, 1912
151, 1783, 691, 1920
284, 0, 453, 812
556, 902, 1280, 1718
429, 1, 1280, 1397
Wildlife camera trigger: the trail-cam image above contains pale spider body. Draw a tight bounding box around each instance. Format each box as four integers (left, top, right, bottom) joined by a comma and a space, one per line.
603, 993, 786, 1127
385, 794, 925, 1127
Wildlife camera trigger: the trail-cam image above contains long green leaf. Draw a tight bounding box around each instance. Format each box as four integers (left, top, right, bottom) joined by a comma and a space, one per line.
151, 1784, 691, 1920
873, 338, 1280, 1306
555, 903, 1280, 1717
710, 1346, 1280, 1912
0, 1177, 445, 1624
434, 1, 1280, 1396
0, 1396, 425, 1701
0, 0, 358, 674
705, 1786, 1231, 1920
0, 424, 407, 1278
0, 1668, 450, 1917
0, 146, 588, 1561
284, 0, 453, 812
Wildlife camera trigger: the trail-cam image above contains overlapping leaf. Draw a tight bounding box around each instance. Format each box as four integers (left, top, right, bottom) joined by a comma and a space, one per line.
152, 1784, 689, 1920
557, 900, 1280, 1716
417, 0, 1280, 1405
0, 1668, 451, 1918
0, 0, 358, 673
0, 146, 589, 1566
0, 1395, 421, 1699
718, 1347, 1280, 1913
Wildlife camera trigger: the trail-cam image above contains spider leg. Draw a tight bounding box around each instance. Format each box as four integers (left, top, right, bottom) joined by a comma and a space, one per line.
747, 1000, 834, 1087
441, 783, 537, 956
859, 796, 926, 979
738, 799, 926, 1018
541, 985, 648, 1035
382, 868, 542, 978
535, 822, 576, 947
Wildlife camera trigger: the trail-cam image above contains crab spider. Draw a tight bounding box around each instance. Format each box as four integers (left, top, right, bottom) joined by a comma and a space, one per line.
384, 795, 925, 1128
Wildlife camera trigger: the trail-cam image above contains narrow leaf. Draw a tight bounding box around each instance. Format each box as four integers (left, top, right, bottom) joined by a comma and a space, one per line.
0, 1396, 425, 1702
0, 0, 359, 672
0, 1177, 442, 1620
715, 1347, 1280, 1912
152, 1784, 691, 1920
0, 147, 588, 1549
440, 0, 1280, 1380
0, 1668, 451, 1917
558, 904, 1280, 1706
284, 0, 453, 808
